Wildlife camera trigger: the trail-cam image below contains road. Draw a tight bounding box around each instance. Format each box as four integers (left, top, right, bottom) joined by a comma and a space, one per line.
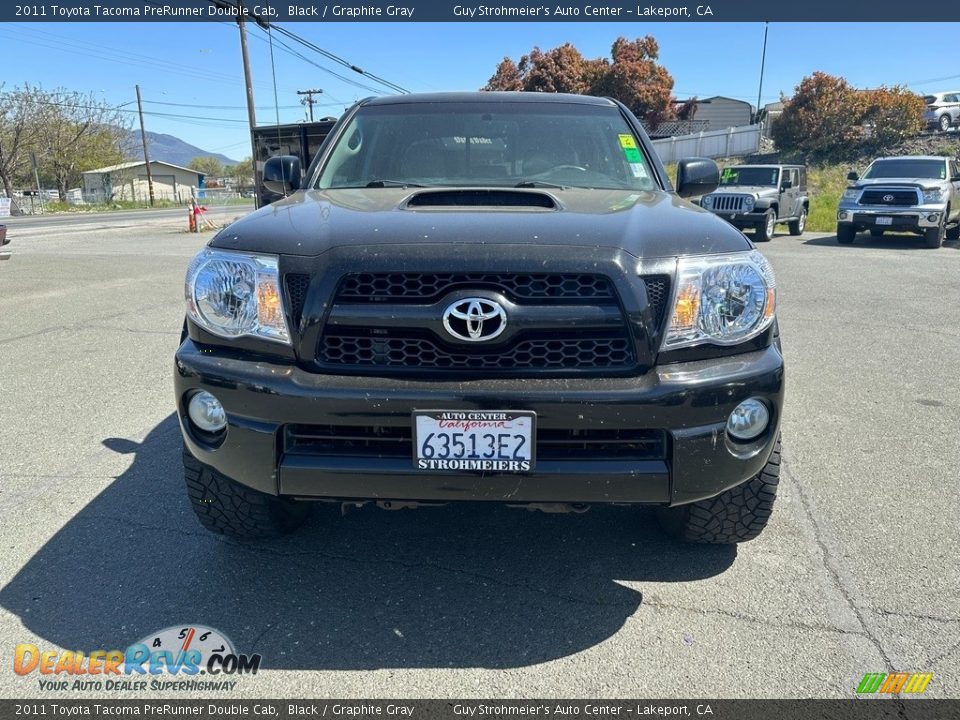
0, 213, 957, 699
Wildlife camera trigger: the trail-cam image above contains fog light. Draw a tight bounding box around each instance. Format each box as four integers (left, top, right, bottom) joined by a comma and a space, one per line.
188, 391, 227, 433
927, 214, 939, 223
727, 399, 770, 441
838, 211, 849, 221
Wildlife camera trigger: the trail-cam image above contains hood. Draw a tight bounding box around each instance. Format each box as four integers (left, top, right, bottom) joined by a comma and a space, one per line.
708, 185, 778, 197
854, 177, 948, 190
210, 187, 752, 259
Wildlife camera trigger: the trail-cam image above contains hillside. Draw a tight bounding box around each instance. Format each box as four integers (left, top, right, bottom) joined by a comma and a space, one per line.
124, 130, 240, 168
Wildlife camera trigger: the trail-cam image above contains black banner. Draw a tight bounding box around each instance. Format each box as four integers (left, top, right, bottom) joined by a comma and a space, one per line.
1, 700, 958, 720
4, 0, 960, 22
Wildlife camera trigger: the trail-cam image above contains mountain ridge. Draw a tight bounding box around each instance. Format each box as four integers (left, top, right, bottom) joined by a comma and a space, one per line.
124, 130, 240, 168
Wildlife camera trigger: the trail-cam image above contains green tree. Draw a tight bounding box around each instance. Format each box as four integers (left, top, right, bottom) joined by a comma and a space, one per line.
32, 89, 129, 201
0, 84, 45, 201
188, 156, 224, 179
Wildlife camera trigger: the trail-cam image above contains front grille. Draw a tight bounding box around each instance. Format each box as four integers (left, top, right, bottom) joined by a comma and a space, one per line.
335, 272, 615, 304
709, 194, 745, 212
859, 189, 919, 206
284, 424, 667, 462
319, 331, 635, 372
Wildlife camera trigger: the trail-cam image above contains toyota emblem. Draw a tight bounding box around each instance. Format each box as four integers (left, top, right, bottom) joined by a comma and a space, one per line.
443, 298, 507, 342
882, 194, 895, 202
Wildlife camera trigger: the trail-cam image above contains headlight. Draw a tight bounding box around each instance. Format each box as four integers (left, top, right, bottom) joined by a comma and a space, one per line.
742, 195, 755, 212
701, 195, 714, 209
185, 248, 290, 344
842, 188, 859, 200
922, 188, 943, 203
662, 250, 776, 350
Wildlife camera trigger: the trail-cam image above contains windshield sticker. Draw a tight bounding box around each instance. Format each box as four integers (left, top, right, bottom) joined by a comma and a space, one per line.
618, 134, 638, 150
629, 163, 648, 178
623, 147, 642, 163
721, 168, 737, 182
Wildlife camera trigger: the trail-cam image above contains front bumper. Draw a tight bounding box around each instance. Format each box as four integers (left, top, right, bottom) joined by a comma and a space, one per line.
837, 203, 946, 231
174, 340, 784, 507
707, 210, 768, 229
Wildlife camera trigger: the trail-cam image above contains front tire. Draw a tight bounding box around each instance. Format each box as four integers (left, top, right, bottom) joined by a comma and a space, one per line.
837, 224, 856, 244
788, 208, 807, 236
940, 114, 952, 132
183, 448, 310, 538
656, 437, 781, 544
755, 210, 776, 242
924, 222, 944, 248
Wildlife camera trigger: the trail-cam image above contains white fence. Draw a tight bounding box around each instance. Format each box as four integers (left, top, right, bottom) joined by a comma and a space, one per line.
651, 124, 762, 164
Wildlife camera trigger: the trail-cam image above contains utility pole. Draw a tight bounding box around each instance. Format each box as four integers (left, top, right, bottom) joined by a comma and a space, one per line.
297, 89, 323, 122
236, 0, 259, 198
755, 22, 769, 125
135, 85, 155, 207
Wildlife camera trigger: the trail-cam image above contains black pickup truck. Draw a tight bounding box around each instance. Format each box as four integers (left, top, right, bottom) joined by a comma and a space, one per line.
175, 92, 784, 545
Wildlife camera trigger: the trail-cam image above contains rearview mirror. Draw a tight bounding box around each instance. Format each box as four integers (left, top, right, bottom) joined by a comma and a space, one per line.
847, 171, 859, 181
676, 158, 720, 199
263, 155, 302, 195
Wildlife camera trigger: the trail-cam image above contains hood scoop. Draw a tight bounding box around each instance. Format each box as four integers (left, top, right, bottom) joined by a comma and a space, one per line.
405, 189, 557, 210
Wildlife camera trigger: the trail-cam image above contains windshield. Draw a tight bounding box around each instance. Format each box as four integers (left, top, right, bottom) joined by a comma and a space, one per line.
862, 159, 946, 180
719, 167, 779, 187
923, 95, 938, 105
315, 101, 658, 191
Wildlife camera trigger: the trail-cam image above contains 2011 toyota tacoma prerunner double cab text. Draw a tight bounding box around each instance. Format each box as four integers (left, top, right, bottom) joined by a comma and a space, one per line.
175, 92, 785, 544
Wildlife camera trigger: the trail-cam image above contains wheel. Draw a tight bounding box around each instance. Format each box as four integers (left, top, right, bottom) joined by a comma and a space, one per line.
755, 210, 776, 242
183, 447, 310, 538
940, 114, 951, 132
870, 229, 884, 238
924, 222, 944, 248
947, 223, 960, 241
836, 224, 856, 244
788, 208, 807, 236
656, 436, 781, 544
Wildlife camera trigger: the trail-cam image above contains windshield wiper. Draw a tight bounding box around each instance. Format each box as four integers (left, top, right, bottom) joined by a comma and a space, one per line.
365, 179, 428, 188
514, 180, 567, 189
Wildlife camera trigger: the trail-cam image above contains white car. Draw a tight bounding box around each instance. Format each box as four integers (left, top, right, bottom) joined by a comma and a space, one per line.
923, 91, 960, 132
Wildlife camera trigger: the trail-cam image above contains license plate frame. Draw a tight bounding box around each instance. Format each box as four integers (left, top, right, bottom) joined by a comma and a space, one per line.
412, 410, 536, 473
875, 216, 893, 226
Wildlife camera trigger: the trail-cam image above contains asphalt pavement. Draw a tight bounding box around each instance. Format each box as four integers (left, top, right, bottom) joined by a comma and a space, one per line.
0, 212, 957, 699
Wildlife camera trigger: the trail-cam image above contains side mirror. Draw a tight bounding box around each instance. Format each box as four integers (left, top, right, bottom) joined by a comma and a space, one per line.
847, 171, 859, 181
676, 158, 720, 199
263, 155, 302, 195
781, 180, 793, 190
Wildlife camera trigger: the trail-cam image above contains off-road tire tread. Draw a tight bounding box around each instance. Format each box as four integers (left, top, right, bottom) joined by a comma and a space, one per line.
183, 448, 309, 538
924, 224, 944, 248
657, 437, 781, 544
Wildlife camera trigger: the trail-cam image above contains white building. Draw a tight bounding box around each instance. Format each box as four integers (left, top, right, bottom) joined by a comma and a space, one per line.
82, 161, 204, 203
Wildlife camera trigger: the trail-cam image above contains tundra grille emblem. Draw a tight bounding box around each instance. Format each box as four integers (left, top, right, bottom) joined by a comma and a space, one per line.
882, 194, 895, 202
443, 298, 507, 342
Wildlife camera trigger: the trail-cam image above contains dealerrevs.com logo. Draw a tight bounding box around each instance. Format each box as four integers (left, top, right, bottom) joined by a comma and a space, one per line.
13, 625, 261, 692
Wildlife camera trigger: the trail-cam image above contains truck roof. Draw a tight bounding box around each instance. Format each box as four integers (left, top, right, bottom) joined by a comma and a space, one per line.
360, 92, 617, 107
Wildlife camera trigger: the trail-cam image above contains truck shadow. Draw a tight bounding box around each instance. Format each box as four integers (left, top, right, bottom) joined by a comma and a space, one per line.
0, 414, 735, 670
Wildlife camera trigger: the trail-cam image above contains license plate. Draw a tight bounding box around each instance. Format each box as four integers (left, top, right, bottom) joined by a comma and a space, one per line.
875, 216, 893, 226
413, 410, 535, 472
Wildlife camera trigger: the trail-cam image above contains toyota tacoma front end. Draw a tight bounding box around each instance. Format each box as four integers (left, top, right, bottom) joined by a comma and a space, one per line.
174, 92, 785, 544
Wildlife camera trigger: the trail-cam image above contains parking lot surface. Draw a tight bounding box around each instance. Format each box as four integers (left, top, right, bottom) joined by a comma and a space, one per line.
0, 213, 958, 698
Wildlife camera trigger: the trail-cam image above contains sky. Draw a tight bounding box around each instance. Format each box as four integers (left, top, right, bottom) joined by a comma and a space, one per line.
0, 21, 957, 163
